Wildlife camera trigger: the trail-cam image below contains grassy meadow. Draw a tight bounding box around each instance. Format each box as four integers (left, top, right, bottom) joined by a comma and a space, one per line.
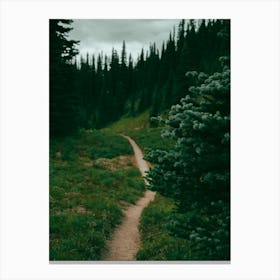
105, 111, 173, 152
50, 112, 184, 261
50, 111, 217, 261
49, 129, 145, 260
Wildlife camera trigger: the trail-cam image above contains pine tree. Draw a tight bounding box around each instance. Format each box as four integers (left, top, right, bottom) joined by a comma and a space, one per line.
120, 40, 129, 101
121, 40, 127, 67
50, 19, 79, 137
146, 57, 230, 260
127, 54, 136, 116
66, 19, 230, 130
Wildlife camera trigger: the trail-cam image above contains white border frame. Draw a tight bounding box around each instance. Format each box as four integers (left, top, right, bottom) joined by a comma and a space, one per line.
1, 0, 279, 279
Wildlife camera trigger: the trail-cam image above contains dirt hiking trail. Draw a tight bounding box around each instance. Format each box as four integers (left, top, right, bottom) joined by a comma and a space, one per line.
104, 135, 156, 261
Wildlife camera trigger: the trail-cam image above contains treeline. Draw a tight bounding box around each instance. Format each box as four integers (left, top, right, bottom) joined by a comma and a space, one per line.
50, 19, 230, 137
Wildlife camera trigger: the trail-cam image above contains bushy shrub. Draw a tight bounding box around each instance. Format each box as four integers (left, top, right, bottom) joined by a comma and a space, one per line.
146, 58, 230, 260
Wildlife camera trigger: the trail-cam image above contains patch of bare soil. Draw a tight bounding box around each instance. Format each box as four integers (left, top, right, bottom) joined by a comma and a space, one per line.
93, 155, 136, 171
72, 205, 88, 214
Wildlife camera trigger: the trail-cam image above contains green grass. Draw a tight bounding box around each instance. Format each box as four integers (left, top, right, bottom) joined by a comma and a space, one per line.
50, 129, 145, 261
50, 129, 133, 161
106, 110, 150, 132
124, 127, 173, 152
104, 111, 173, 153
136, 194, 190, 260
50, 113, 176, 261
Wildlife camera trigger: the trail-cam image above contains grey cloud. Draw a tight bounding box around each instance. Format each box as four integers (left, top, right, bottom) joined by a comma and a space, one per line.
68, 19, 181, 61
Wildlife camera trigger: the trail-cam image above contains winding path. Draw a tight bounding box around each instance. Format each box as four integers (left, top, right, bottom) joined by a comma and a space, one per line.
104, 135, 156, 261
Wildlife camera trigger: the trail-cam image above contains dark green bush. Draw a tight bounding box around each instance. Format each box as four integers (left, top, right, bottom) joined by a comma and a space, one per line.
146, 61, 230, 260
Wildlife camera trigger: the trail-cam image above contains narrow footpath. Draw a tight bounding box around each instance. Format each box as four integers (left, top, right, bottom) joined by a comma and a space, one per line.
104, 135, 156, 261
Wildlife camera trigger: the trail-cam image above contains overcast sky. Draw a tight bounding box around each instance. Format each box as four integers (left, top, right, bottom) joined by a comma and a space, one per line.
68, 19, 181, 62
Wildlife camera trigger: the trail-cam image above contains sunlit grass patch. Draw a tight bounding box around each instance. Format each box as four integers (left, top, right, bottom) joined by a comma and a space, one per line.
105, 110, 150, 133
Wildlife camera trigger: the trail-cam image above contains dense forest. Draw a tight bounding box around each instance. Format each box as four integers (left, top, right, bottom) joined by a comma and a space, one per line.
50, 19, 230, 136
50, 19, 230, 260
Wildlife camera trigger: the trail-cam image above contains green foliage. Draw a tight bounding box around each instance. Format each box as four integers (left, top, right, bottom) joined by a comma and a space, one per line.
146, 61, 230, 260
137, 194, 190, 260
106, 110, 174, 153
56, 19, 230, 131
50, 20, 80, 137
137, 195, 229, 260
50, 130, 145, 260
50, 212, 105, 260
50, 129, 133, 161
126, 127, 174, 153
106, 110, 150, 133
165, 201, 230, 260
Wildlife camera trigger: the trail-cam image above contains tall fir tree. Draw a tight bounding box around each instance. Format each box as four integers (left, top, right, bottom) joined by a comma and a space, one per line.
63, 19, 230, 130
50, 19, 79, 137
146, 57, 230, 260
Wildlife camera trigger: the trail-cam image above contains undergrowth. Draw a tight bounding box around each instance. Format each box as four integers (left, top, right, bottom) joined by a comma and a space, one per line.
136, 194, 190, 260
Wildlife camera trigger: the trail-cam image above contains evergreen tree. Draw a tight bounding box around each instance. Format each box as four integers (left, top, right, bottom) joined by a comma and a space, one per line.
120, 41, 129, 101
60, 19, 230, 130
146, 57, 230, 260
121, 40, 127, 67
50, 19, 79, 137
127, 54, 136, 116
137, 48, 148, 112
94, 54, 104, 127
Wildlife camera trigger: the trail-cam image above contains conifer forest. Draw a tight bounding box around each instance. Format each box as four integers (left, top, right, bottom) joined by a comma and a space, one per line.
50, 19, 230, 261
